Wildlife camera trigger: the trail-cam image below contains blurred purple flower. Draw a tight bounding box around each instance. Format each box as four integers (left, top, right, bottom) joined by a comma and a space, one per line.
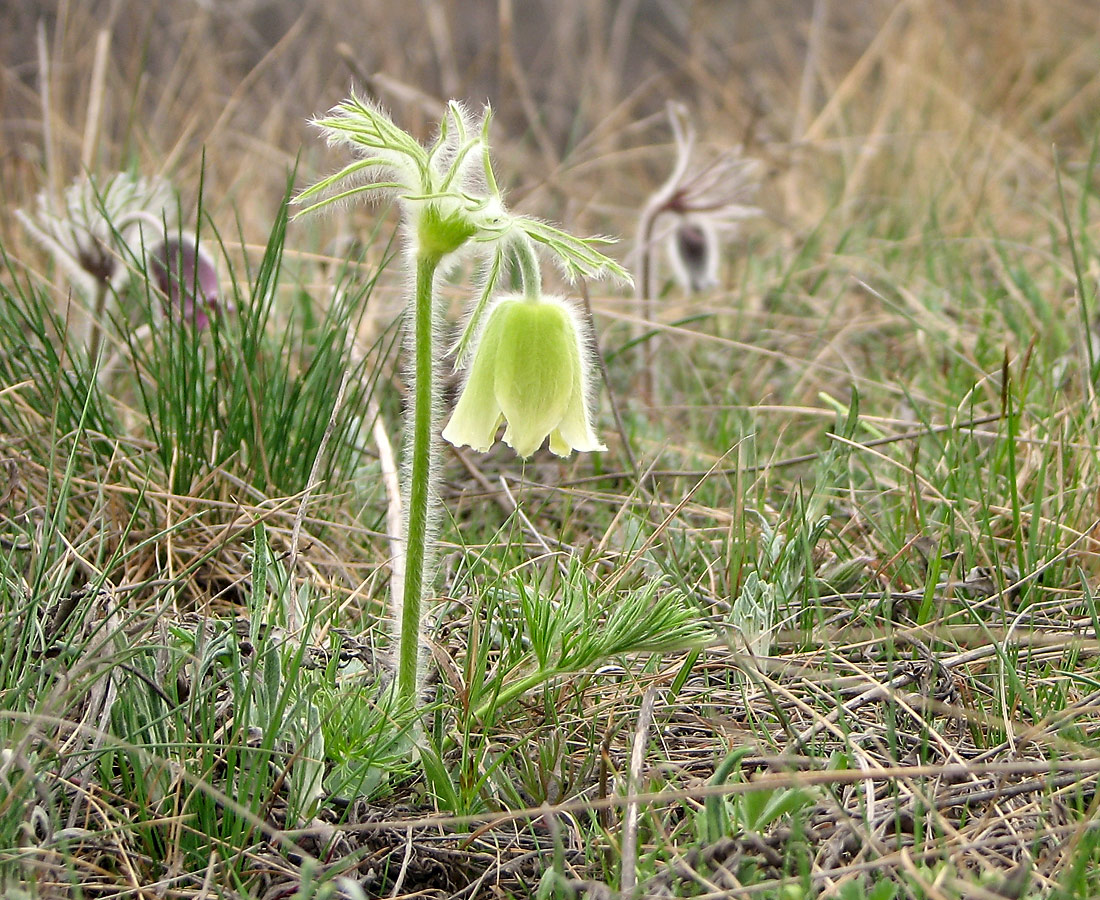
638, 102, 762, 297
149, 234, 223, 329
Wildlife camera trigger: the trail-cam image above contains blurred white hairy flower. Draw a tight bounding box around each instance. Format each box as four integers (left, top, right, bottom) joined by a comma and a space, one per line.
16, 171, 177, 301
639, 102, 763, 296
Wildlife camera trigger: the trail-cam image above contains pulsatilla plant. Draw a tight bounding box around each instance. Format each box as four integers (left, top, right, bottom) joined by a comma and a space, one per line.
296, 95, 628, 708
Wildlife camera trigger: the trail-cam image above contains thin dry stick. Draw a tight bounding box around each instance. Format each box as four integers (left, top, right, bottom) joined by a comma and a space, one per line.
790, 641, 1015, 751
287, 365, 351, 636
800, 0, 910, 146
99, 322, 152, 386
388, 826, 415, 899
603, 443, 744, 593
497, 0, 558, 169
36, 21, 59, 206
81, 29, 111, 171
602, 0, 642, 114
294, 757, 1100, 839
194, 851, 218, 900
62, 587, 123, 829
167, 15, 309, 174
371, 403, 404, 603
786, 0, 829, 213
422, 0, 459, 97
634, 112, 690, 404
451, 454, 577, 554
566, 412, 1003, 484
620, 685, 658, 895
497, 476, 560, 558
580, 282, 639, 480
334, 45, 447, 120
792, 0, 829, 143
451, 444, 518, 518
22, 705, 318, 863
166, 447, 179, 606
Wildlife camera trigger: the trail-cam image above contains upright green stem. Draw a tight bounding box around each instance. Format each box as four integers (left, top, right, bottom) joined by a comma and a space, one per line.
397, 251, 441, 705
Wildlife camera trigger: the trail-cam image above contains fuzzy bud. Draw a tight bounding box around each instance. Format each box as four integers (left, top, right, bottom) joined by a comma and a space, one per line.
149, 234, 222, 329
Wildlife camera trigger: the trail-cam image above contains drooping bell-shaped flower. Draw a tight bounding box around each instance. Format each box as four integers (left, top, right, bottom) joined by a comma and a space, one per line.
149, 234, 223, 329
442, 294, 606, 458
638, 102, 761, 297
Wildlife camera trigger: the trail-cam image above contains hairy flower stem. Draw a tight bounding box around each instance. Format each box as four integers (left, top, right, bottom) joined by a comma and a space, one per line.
397, 251, 442, 706
635, 203, 661, 404
86, 279, 109, 363
514, 237, 542, 302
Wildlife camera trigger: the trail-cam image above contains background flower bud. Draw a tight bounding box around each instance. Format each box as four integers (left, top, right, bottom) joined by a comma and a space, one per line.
149, 234, 222, 329
667, 216, 720, 293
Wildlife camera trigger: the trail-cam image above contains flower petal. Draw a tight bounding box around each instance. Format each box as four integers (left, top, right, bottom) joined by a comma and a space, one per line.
552, 369, 606, 456
442, 304, 507, 451
446, 293, 606, 459
151, 235, 221, 330
667, 215, 720, 293
494, 301, 574, 458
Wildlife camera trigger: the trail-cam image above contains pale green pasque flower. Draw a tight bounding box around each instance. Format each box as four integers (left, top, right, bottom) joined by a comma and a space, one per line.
443, 294, 606, 458
297, 95, 628, 708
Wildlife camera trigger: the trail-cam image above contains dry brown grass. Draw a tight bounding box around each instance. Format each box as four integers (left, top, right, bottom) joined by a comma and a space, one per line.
4, 1, 1094, 240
